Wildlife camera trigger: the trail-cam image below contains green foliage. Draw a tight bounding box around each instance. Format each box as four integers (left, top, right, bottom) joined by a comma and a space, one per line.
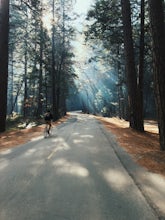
85, 0, 123, 48
84, 0, 156, 119
8, 0, 77, 119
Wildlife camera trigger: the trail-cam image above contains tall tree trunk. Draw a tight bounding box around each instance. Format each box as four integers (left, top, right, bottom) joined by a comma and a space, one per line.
36, 17, 44, 117
12, 79, 24, 114
120, 0, 143, 131
23, 48, 28, 118
0, 0, 9, 132
51, 0, 58, 120
137, 0, 145, 131
116, 46, 122, 119
9, 53, 14, 114
148, 0, 165, 150
23, 29, 28, 118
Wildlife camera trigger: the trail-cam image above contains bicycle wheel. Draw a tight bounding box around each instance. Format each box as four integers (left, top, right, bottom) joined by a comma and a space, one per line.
44, 126, 49, 138
48, 126, 53, 136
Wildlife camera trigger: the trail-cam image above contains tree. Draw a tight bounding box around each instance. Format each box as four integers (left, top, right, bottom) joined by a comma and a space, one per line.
50, 0, 76, 119
51, 0, 58, 120
6, 0, 76, 122
0, 0, 10, 132
85, 0, 128, 117
148, 0, 165, 150
85, 0, 147, 129
137, 0, 145, 131
120, 0, 144, 131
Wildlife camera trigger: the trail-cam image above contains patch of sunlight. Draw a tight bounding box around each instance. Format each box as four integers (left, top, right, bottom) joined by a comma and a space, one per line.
26, 122, 37, 128
144, 125, 158, 134
46, 139, 71, 160
18, 122, 37, 129
0, 149, 12, 155
103, 169, 128, 190
150, 174, 165, 187
73, 132, 80, 135
51, 137, 70, 151
30, 136, 43, 141
18, 123, 27, 128
23, 148, 37, 157
0, 159, 9, 171
73, 139, 84, 144
144, 173, 165, 212
0, 135, 8, 139
80, 135, 94, 138
53, 158, 89, 177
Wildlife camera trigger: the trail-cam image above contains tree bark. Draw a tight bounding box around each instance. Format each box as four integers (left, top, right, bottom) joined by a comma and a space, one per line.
51, 0, 58, 120
137, 0, 145, 131
0, 0, 9, 132
23, 29, 28, 118
36, 16, 44, 117
148, 0, 165, 150
121, 0, 143, 130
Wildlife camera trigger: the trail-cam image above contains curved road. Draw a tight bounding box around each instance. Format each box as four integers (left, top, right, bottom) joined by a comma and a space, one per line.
0, 113, 159, 219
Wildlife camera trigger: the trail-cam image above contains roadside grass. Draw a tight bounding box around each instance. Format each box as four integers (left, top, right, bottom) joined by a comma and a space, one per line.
6, 115, 43, 131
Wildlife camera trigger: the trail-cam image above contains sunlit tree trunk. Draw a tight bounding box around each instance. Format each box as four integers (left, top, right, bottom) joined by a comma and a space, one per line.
148, 0, 165, 150
0, 0, 9, 132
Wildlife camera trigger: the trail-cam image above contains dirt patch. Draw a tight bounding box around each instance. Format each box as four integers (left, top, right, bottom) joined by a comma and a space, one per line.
97, 116, 165, 177
0, 115, 69, 152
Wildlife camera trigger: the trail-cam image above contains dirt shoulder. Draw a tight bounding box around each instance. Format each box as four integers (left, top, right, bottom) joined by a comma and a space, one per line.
96, 116, 165, 178
1, 114, 165, 178
0, 116, 69, 152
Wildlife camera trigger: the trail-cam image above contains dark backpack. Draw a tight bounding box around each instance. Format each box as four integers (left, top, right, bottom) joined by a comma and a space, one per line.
44, 113, 53, 121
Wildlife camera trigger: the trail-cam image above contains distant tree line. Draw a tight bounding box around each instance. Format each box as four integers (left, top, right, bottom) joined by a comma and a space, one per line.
85, 0, 165, 150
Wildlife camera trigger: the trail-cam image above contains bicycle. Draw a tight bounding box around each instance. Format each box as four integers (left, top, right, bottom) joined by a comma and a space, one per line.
44, 122, 52, 138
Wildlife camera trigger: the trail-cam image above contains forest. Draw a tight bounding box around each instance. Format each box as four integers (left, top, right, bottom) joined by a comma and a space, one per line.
0, 0, 165, 150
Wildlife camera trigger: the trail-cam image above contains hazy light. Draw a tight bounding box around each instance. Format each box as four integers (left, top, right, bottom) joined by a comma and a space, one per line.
74, 0, 93, 14
42, 12, 52, 31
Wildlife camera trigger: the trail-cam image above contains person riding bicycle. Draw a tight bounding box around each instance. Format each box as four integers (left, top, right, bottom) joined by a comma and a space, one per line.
44, 110, 53, 134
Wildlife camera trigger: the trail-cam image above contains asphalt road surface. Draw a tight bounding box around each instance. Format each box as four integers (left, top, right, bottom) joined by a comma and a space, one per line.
0, 113, 159, 220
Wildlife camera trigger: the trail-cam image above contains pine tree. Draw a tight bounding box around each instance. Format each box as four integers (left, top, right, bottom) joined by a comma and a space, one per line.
0, 0, 10, 132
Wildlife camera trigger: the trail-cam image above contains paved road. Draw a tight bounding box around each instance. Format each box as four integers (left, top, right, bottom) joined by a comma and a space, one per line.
0, 113, 161, 220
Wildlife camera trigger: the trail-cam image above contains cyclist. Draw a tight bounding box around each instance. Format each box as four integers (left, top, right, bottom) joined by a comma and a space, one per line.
44, 110, 53, 135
